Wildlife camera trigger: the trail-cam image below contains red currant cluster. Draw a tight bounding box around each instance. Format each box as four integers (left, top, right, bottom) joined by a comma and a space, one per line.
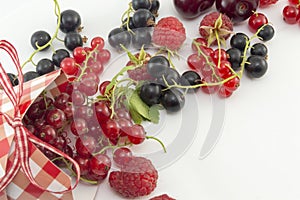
282, 0, 300, 24
187, 39, 240, 98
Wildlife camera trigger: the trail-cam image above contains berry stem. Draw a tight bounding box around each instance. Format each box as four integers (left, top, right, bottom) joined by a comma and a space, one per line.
21, 0, 61, 69
146, 136, 167, 153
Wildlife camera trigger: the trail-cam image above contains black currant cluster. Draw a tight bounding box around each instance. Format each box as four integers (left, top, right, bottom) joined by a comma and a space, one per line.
136, 55, 201, 112
226, 24, 274, 78
108, 0, 160, 51
7, 9, 83, 85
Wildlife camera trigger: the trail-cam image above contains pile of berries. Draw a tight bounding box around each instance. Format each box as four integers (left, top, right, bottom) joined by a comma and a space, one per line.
108, 0, 160, 51
282, 0, 300, 24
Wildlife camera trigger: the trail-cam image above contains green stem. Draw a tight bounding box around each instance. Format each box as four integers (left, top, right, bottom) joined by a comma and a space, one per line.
146, 136, 167, 153
21, 0, 61, 69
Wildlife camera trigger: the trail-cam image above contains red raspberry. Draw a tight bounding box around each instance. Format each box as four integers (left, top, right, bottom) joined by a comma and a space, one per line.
199, 12, 233, 46
152, 16, 186, 50
259, 0, 278, 8
127, 65, 153, 81
150, 194, 176, 200
109, 156, 158, 198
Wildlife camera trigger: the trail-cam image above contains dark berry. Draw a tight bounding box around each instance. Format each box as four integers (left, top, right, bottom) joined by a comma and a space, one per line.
226, 47, 243, 71
64, 32, 83, 51
108, 28, 131, 51
7, 73, 19, 86
132, 28, 152, 49
122, 17, 136, 30
132, 0, 151, 10
180, 70, 202, 93
149, 0, 160, 15
250, 43, 268, 58
257, 25, 274, 42
156, 68, 181, 87
36, 58, 55, 75
245, 55, 268, 78
161, 88, 185, 112
23, 71, 40, 82
52, 49, 70, 67
132, 9, 155, 28
230, 32, 249, 51
30, 30, 51, 50
60, 9, 81, 33
147, 55, 170, 78
139, 82, 162, 106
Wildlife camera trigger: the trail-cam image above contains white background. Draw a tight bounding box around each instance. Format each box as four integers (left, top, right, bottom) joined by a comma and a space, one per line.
1, 0, 300, 200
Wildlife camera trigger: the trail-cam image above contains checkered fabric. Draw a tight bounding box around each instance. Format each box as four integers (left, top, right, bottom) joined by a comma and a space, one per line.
0, 70, 74, 200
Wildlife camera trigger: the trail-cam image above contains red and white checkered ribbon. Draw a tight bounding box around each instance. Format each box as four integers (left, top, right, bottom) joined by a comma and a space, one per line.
0, 40, 81, 194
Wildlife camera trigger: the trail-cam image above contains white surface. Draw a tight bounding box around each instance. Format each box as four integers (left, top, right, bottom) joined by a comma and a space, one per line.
1, 0, 300, 200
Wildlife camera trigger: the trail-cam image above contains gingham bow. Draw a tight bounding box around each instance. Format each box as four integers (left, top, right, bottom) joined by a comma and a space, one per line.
0, 40, 81, 194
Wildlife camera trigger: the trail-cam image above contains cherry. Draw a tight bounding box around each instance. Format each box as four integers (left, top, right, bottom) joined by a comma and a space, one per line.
173, 0, 215, 19
89, 154, 111, 177
126, 124, 146, 145
113, 147, 133, 166
46, 108, 66, 129
62, 103, 74, 119
75, 135, 97, 158
26, 102, 45, 120
283, 5, 299, 24
70, 118, 89, 136
73, 155, 90, 176
248, 13, 268, 33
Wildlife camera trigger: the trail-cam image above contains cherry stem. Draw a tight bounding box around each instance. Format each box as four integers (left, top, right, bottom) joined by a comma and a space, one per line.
21, 0, 61, 69
146, 136, 167, 153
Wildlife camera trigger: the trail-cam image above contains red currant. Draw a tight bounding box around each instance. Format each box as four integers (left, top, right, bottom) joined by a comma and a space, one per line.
73, 155, 90, 176
191, 37, 208, 52
75, 135, 97, 158
89, 154, 111, 177
46, 108, 66, 129
223, 76, 240, 92
126, 124, 145, 145
102, 119, 120, 140
248, 13, 268, 33
60, 57, 79, 76
212, 49, 227, 65
94, 101, 112, 123
70, 118, 89, 136
91, 36, 105, 50
73, 47, 87, 64
39, 125, 57, 144
217, 61, 232, 78
113, 147, 133, 166
283, 5, 299, 24
99, 81, 111, 95
218, 86, 233, 98
289, 0, 300, 5
97, 49, 111, 64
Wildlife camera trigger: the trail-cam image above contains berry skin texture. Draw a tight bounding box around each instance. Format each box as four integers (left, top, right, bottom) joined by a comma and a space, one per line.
150, 194, 176, 200
259, 0, 278, 8
31, 30, 51, 50
245, 55, 268, 78
283, 5, 299, 24
109, 156, 158, 198
152, 16, 186, 50
257, 24, 275, 42
199, 12, 233, 46
248, 13, 268, 33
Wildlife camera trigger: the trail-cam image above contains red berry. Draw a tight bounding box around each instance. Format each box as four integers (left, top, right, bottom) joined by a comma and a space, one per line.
60, 57, 79, 75
150, 194, 176, 200
187, 53, 206, 71
97, 49, 111, 64
70, 118, 88, 136
54, 93, 70, 110
71, 90, 86, 106
91, 36, 105, 50
259, 0, 278, 8
89, 154, 111, 177
218, 86, 233, 98
212, 49, 227, 65
102, 119, 120, 140
283, 5, 299, 24
39, 125, 57, 144
201, 76, 220, 94
289, 0, 300, 5
223, 76, 240, 92
248, 13, 268, 33
75, 135, 97, 158
113, 147, 133, 166
78, 78, 98, 96
73, 155, 90, 176
126, 124, 145, 145
99, 81, 111, 95
109, 157, 158, 198
116, 118, 133, 137
46, 108, 66, 129
217, 61, 232, 78
73, 47, 87, 64
191, 37, 208, 52
94, 101, 112, 123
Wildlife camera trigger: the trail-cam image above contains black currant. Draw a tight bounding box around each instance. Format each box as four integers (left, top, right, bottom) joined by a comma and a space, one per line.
23, 71, 40, 82
30, 30, 51, 50
64, 32, 83, 51
60, 9, 81, 33
149, 0, 160, 16
250, 43, 268, 58
156, 68, 181, 87
132, 28, 152, 49
108, 28, 131, 51
122, 17, 136, 30
161, 88, 185, 112
36, 58, 55, 75
230, 32, 249, 52
132, 0, 151, 10
180, 70, 202, 93
245, 55, 268, 78
52, 49, 70, 67
147, 55, 170, 78
7, 73, 19, 86
132, 9, 155, 28
226, 47, 243, 71
139, 82, 162, 106
257, 25, 274, 42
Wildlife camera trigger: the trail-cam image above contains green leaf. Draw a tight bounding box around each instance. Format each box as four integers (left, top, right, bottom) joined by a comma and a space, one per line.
129, 90, 151, 120
129, 104, 143, 124
149, 105, 160, 124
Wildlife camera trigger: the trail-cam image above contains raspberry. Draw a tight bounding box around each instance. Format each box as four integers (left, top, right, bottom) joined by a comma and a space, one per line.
109, 156, 158, 198
199, 12, 233, 46
259, 0, 278, 8
152, 16, 186, 50
150, 194, 176, 200
127, 65, 153, 81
